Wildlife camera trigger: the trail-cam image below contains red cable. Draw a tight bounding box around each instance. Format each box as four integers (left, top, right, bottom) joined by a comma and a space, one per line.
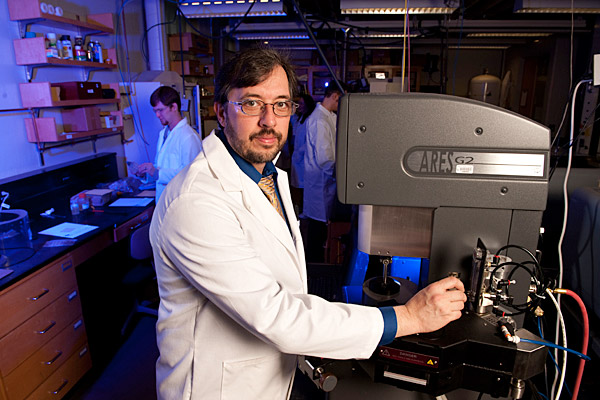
562, 289, 589, 400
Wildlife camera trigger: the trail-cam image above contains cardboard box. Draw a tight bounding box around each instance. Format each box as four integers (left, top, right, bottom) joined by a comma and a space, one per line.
50, 86, 61, 101
55, 81, 103, 100
170, 61, 213, 76
169, 32, 211, 52
61, 106, 101, 132
85, 189, 114, 206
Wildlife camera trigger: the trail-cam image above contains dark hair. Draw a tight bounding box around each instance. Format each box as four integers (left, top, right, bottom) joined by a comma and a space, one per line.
214, 45, 298, 105
150, 86, 181, 112
324, 82, 347, 98
298, 93, 316, 124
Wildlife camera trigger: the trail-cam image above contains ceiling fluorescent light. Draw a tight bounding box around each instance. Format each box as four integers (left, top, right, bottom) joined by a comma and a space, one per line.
355, 33, 420, 38
340, 0, 458, 15
467, 33, 552, 37
235, 33, 310, 40
179, 0, 286, 18
514, 0, 600, 13
449, 45, 511, 50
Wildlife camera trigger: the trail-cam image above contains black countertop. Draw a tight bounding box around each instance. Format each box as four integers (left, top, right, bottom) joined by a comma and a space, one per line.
0, 201, 154, 292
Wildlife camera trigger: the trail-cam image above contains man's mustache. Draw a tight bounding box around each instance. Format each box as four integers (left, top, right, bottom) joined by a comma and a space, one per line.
250, 129, 282, 141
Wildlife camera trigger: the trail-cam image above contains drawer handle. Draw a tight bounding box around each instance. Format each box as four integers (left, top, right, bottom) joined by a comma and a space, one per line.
51, 379, 69, 395
67, 290, 78, 302
37, 321, 56, 334
61, 260, 73, 271
30, 288, 50, 301
44, 351, 63, 365
73, 319, 83, 330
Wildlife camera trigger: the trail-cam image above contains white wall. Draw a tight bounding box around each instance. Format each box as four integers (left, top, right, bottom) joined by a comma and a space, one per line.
0, 0, 148, 180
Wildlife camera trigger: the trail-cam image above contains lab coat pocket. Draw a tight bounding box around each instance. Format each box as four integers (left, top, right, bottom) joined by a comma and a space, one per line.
221, 353, 293, 400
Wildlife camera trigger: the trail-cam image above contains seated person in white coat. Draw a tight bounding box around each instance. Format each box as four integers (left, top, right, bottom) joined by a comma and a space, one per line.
149, 46, 467, 400
136, 86, 202, 201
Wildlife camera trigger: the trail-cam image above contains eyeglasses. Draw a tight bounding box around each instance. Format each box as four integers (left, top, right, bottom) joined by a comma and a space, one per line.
228, 99, 298, 117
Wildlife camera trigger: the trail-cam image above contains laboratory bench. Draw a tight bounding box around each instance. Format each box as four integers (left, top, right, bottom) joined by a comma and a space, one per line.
0, 153, 155, 400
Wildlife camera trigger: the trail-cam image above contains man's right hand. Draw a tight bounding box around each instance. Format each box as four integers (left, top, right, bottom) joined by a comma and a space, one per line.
137, 162, 157, 178
393, 276, 467, 338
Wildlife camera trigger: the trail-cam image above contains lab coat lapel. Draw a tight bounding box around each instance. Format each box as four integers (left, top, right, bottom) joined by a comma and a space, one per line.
202, 133, 302, 266
276, 170, 307, 286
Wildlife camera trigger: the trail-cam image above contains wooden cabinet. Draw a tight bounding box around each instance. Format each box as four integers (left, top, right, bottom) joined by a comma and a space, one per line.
0, 256, 91, 400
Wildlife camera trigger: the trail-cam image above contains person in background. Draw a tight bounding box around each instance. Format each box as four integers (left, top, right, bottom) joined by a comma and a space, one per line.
149, 46, 466, 400
302, 83, 345, 263
289, 93, 316, 216
136, 86, 202, 202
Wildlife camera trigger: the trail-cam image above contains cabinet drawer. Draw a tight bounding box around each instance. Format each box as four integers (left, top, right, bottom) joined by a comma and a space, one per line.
0, 288, 83, 375
3, 320, 88, 400
113, 206, 154, 242
0, 256, 75, 338
24, 344, 92, 400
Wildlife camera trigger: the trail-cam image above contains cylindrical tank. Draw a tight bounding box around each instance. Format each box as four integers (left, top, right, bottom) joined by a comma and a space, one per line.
468, 70, 501, 105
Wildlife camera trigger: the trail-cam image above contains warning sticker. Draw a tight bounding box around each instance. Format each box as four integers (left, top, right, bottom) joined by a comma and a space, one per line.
378, 347, 439, 369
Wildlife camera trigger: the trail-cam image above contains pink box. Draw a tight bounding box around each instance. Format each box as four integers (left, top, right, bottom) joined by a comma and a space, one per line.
61, 107, 101, 132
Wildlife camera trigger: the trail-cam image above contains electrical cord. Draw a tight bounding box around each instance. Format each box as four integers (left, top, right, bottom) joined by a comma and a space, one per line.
553, 78, 592, 398
451, 0, 464, 96
537, 316, 573, 398
488, 244, 548, 316
554, 288, 589, 400
175, 1, 257, 40
512, 337, 590, 361
546, 288, 567, 400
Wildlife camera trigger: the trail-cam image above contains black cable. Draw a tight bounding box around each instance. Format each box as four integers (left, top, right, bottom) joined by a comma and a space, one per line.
177, 9, 186, 94
140, 18, 177, 64
176, 1, 257, 40
495, 244, 540, 266
290, 0, 343, 93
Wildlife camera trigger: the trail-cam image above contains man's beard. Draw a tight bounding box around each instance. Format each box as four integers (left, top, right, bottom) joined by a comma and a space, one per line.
224, 124, 284, 165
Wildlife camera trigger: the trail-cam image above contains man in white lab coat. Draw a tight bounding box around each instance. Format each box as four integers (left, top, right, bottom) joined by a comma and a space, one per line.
303, 84, 345, 262
149, 47, 466, 400
137, 86, 202, 202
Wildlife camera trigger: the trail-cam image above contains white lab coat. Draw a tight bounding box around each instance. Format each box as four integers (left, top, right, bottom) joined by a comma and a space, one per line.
154, 117, 202, 201
150, 131, 384, 400
303, 104, 338, 222
290, 114, 307, 188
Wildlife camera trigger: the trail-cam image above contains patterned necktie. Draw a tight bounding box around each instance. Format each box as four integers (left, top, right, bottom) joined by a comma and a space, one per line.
258, 174, 285, 219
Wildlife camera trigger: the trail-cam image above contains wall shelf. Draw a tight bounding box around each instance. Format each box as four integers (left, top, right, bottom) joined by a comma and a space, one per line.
14, 37, 117, 67
19, 82, 120, 108
8, 0, 114, 36
25, 116, 123, 142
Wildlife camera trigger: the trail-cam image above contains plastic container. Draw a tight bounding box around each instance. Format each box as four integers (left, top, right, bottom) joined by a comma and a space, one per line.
78, 193, 90, 212
45, 33, 58, 58
74, 36, 86, 61
86, 41, 94, 62
93, 41, 103, 63
70, 197, 80, 215
60, 35, 73, 60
